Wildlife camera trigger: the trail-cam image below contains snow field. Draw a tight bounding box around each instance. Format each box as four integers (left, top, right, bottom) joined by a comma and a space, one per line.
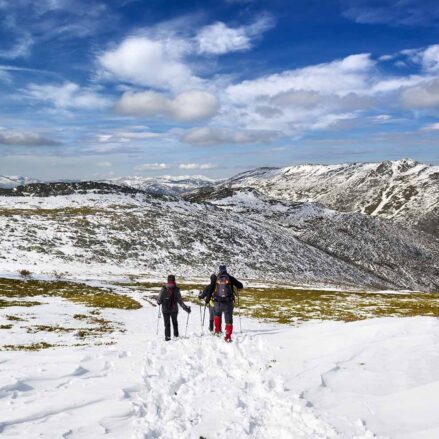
132, 333, 337, 439
1, 293, 439, 438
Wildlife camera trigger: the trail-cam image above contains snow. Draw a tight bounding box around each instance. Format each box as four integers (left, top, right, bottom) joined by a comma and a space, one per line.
2, 293, 439, 438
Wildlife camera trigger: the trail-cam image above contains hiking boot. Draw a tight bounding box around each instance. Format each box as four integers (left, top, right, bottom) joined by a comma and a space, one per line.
224, 324, 233, 342
165, 336, 171, 341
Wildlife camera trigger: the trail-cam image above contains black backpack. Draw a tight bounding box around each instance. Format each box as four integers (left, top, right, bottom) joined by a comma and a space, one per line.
215, 274, 233, 301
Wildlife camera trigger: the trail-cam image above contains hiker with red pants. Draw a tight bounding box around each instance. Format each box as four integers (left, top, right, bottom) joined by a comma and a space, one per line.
213, 265, 243, 342
157, 274, 191, 341
198, 273, 217, 333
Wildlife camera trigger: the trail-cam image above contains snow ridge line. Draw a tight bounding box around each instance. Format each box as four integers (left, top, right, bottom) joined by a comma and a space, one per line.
130, 333, 338, 439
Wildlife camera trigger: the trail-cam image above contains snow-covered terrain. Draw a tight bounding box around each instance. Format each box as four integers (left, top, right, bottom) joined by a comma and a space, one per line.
199, 159, 439, 237
0, 185, 438, 291
1, 291, 438, 438
107, 175, 215, 196
0, 175, 40, 188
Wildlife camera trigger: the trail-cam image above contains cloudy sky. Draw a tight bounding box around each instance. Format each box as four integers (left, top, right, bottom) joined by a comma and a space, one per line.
1, 0, 439, 180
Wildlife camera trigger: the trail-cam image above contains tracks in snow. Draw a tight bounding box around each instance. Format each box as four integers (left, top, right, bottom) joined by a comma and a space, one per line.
131, 332, 338, 439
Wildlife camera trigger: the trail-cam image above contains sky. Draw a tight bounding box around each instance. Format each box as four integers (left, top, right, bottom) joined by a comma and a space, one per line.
1, 0, 439, 180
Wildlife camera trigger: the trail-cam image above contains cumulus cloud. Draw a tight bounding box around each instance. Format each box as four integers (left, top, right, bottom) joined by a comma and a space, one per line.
195, 16, 273, 55
0, 130, 60, 146
179, 163, 216, 170
226, 54, 376, 104
181, 127, 278, 146
99, 36, 200, 91
96, 131, 162, 143
26, 82, 111, 110
135, 162, 170, 171
401, 78, 439, 108
115, 90, 219, 122
420, 44, 439, 73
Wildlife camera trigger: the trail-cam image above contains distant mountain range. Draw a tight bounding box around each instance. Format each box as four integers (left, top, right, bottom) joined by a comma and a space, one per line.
188, 158, 439, 237
0, 175, 40, 188
0, 159, 437, 291
106, 175, 215, 196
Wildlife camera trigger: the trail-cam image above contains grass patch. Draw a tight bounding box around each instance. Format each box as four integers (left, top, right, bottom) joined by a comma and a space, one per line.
236, 288, 439, 324
117, 280, 439, 324
0, 299, 41, 309
1, 342, 58, 351
27, 325, 77, 334
0, 324, 13, 329
6, 315, 26, 321
0, 278, 141, 310
0, 207, 104, 217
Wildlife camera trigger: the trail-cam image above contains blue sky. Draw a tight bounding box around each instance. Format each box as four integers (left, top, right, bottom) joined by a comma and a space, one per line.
1, 0, 439, 180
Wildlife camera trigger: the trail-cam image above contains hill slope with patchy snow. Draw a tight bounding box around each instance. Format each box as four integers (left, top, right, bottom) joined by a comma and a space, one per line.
107, 175, 215, 196
0, 182, 438, 291
197, 159, 439, 236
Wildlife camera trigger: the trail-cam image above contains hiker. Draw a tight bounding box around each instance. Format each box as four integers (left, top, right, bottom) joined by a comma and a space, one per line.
157, 275, 191, 341
198, 273, 217, 332
213, 265, 243, 342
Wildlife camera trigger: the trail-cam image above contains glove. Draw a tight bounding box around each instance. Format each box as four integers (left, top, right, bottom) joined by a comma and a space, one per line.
186, 306, 191, 314
198, 293, 203, 300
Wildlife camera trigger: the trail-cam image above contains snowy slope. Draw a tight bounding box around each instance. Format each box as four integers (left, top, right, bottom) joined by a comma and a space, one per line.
204, 159, 439, 236
0, 175, 40, 188
1, 292, 439, 438
0, 184, 438, 291
107, 175, 215, 196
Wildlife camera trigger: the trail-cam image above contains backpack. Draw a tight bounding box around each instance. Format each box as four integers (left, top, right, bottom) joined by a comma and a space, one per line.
165, 283, 177, 309
215, 274, 233, 301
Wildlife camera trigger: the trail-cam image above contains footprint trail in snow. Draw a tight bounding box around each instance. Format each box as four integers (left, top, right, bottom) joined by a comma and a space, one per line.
131, 332, 337, 439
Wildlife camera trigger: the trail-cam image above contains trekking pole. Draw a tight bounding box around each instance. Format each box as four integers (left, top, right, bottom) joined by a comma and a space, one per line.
199, 301, 202, 329
202, 303, 207, 328
238, 291, 242, 334
156, 305, 161, 336
184, 311, 190, 337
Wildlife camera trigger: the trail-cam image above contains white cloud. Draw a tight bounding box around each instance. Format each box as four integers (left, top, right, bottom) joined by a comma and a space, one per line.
179, 163, 216, 170
99, 36, 200, 91
96, 130, 162, 144
422, 122, 439, 131
135, 162, 170, 171
420, 44, 439, 73
0, 130, 60, 146
401, 78, 439, 108
96, 161, 112, 167
181, 127, 278, 146
26, 82, 111, 110
226, 54, 376, 104
0, 33, 33, 59
115, 89, 219, 122
196, 16, 273, 55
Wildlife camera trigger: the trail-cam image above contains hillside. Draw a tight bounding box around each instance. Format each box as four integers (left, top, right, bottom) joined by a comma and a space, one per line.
0, 181, 438, 291
202, 159, 439, 236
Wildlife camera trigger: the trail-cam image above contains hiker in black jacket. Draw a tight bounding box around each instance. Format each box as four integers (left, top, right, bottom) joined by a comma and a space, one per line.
157, 275, 191, 341
198, 273, 217, 332
213, 265, 243, 342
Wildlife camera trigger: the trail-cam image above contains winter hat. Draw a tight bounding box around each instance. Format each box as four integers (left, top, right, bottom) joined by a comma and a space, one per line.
167, 274, 176, 282
218, 265, 227, 274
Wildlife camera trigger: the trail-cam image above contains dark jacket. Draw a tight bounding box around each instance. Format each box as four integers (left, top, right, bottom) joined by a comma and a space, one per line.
213, 272, 243, 302
198, 275, 217, 304
157, 284, 189, 314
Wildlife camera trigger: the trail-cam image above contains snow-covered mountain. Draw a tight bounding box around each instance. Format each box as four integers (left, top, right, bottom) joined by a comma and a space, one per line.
0, 175, 40, 188
0, 181, 438, 291
107, 175, 215, 196
196, 159, 439, 236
